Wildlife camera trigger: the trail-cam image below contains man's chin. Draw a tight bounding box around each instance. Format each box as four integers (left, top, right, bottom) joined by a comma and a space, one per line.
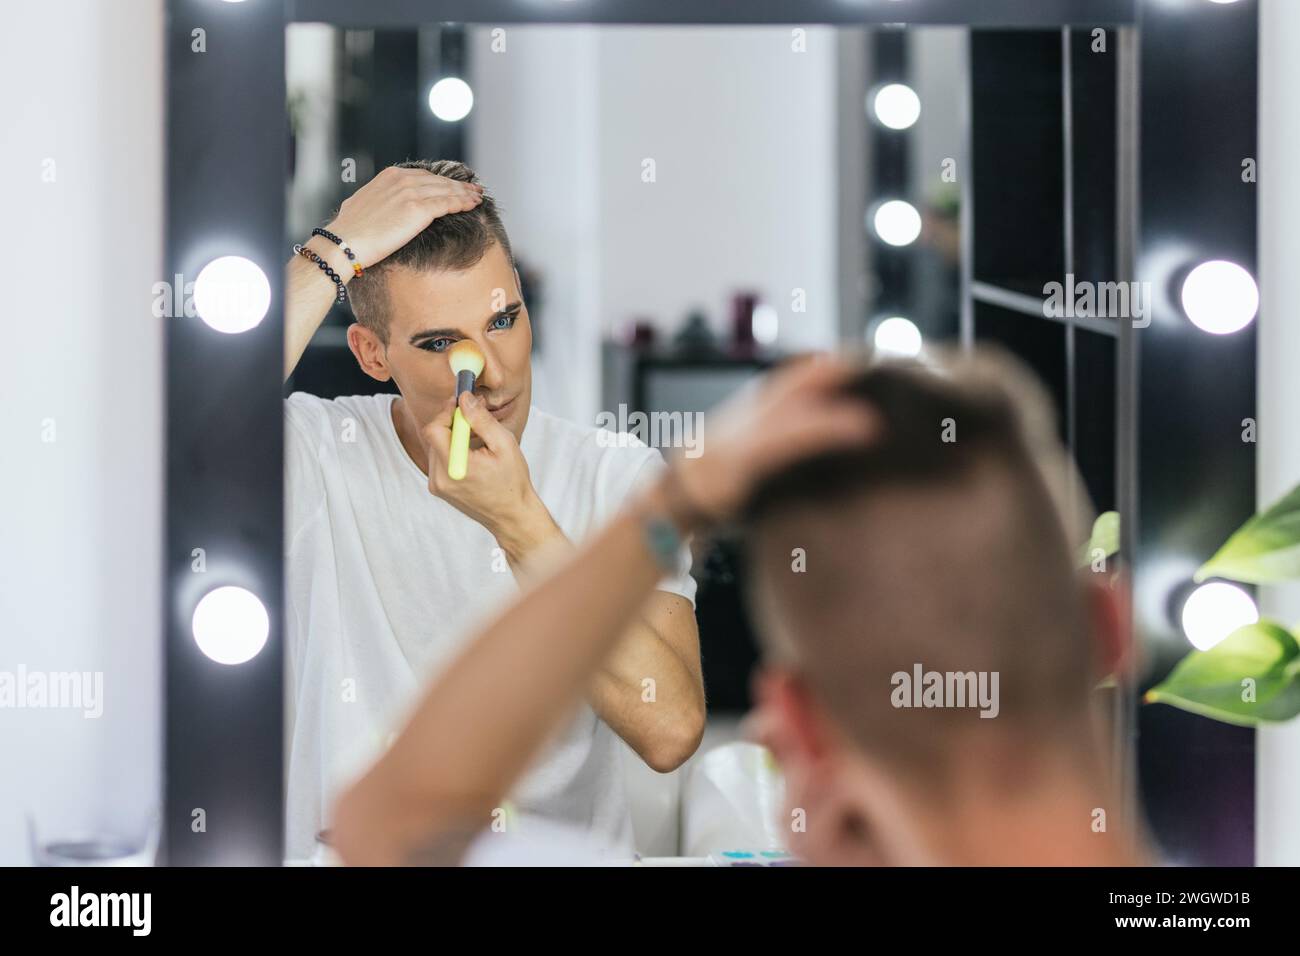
500, 401, 529, 444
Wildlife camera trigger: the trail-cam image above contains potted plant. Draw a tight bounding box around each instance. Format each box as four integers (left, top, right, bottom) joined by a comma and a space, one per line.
1145, 483, 1300, 725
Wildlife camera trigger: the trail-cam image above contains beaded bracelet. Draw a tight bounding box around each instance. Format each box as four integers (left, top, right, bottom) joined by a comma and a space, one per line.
311, 227, 364, 278
294, 243, 348, 303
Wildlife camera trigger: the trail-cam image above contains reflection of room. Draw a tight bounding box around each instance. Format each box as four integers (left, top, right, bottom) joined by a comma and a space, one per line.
281, 25, 972, 859
272, 14, 1264, 865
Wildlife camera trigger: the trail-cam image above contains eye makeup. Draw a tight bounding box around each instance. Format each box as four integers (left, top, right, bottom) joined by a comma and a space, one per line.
411, 303, 523, 353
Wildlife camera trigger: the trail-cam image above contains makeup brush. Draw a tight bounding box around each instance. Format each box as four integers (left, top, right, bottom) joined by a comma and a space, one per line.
447, 340, 486, 480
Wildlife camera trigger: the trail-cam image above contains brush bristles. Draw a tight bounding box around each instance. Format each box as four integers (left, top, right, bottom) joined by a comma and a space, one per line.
447, 340, 485, 376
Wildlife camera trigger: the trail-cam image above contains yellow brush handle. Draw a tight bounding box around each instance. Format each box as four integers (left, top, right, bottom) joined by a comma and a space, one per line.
449, 407, 472, 480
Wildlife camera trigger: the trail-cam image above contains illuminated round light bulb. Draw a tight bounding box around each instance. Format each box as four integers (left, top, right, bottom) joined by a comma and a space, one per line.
871, 200, 922, 247
1180, 259, 1258, 334
871, 84, 921, 130
428, 77, 474, 121
752, 304, 779, 346
193, 256, 271, 334
1180, 581, 1257, 651
192, 586, 270, 665
872, 316, 923, 358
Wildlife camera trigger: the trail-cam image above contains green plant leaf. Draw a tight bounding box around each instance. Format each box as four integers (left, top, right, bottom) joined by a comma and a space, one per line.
1195, 482, 1300, 584
1144, 620, 1300, 726
1077, 510, 1120, 568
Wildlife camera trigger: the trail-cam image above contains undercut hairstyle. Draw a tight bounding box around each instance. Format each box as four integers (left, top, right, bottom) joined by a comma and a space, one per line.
346, 159, 516, 344
741, 350, 1099, 786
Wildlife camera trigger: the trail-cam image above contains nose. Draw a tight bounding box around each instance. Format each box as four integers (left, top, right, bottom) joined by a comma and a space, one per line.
472, 337, 505, 395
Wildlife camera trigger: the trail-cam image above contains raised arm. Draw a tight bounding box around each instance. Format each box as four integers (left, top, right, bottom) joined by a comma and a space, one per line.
330, 355, 881, 865
284, 166, 486, 381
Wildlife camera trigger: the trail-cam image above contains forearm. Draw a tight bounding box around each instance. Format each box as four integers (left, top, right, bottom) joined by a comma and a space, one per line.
491, 494, 572, 582
587, 615, 705, 772
284, 234, 352, 381
338, 481, 678, 864
494, 495, 702, 768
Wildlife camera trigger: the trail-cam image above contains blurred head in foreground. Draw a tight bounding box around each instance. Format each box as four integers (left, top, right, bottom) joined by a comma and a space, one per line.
742, 349, 1138, 866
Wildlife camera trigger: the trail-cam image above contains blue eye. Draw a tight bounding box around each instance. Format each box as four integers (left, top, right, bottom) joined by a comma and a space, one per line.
490, 313, 516, 331
418, 338, 454, 353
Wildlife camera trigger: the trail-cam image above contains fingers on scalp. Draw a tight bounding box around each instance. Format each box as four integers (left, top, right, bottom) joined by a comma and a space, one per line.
773, 352, 837, 389
411, 185, 479, 212
794, 408, 878, 457
824, 403, 879, 441
414, 173, 476, 192
775, 357, 862, 407
408, 182, 456, 201
800, 351, 858, 384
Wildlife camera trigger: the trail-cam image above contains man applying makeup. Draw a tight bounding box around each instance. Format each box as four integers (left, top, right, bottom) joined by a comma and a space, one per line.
281, 160, 704, 861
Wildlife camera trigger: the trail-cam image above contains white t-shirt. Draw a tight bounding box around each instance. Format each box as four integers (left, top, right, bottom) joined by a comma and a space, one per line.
282, 392, 696, 861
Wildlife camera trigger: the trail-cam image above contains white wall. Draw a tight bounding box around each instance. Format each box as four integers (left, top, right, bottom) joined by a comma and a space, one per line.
909, 27, 965, 338
591, 27, 839, 352
469, 25, 840, 426
1255, 0, 1300, 867
909, 28, 964, 210
467, 25, 604, 427
0, 0, 163, 864
287, 25, 341, 244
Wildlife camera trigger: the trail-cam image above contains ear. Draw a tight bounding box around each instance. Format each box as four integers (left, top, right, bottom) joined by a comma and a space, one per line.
347, 323, 393, 383
1082, 570, 1134, 682
806, 754, 942, 866
751, 667, 830, 771
752, 668, 937, 867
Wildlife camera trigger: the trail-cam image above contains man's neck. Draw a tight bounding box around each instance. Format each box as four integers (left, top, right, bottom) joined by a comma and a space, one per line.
931, 745, 1148, 866
391, 396, 430, 478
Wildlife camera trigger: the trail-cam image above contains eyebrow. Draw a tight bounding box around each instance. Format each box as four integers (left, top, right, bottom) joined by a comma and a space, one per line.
408, 301, 522, 345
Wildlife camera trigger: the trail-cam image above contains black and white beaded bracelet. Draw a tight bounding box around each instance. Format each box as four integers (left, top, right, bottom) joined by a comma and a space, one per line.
293, 243, 348, 303
311, 227, 364, 278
